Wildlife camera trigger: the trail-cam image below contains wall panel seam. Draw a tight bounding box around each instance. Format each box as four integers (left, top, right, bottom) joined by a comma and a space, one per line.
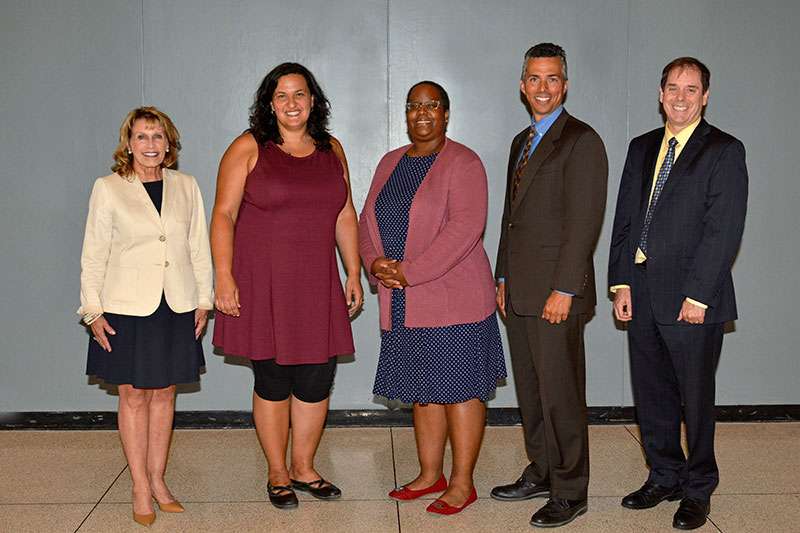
140, 0, 145, 105
385, 0, 391, 153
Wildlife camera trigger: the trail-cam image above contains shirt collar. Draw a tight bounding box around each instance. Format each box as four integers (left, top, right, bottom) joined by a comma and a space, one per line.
665, 116, 701, 148
530, 105, 564, 137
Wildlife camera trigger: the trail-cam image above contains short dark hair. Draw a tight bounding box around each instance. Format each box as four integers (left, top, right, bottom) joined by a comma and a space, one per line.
406, 80, 450, 112
247, 62, 332, 151
660, 57, 710, 93
522, 43, 568, 80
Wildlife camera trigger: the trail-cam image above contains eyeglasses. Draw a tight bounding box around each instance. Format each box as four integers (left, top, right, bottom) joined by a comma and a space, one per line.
406, 100, 442, 111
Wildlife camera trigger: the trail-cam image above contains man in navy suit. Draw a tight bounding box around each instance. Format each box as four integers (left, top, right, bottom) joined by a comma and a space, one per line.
608, 57, 747, 530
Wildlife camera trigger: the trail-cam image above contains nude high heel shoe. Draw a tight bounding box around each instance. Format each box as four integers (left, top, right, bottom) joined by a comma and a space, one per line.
132, 509, 156, 526
153, 494, 185, 513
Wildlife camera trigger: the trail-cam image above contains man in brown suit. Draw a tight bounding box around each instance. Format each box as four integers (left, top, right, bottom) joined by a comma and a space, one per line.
493, 43, 608, 528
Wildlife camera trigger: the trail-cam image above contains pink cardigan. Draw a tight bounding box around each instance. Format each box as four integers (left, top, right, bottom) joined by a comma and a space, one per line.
359, 138, 497, 330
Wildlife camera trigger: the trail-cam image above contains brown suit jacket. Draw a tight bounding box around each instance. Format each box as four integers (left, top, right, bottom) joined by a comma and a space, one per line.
496, 110, 608, 316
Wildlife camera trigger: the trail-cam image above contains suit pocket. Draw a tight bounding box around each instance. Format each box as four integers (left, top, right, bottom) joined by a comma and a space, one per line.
536, 245, 560, 261
104, 265, 138, 302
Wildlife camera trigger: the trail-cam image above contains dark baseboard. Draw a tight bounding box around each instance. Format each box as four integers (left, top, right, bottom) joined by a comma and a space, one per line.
1, 405, 798, 430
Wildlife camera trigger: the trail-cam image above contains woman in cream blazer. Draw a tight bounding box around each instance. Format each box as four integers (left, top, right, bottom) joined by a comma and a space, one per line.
78, 107, 212, 527
79, 167, 213, 316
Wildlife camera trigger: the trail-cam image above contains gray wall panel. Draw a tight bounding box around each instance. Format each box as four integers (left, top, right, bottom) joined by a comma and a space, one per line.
628, 0, 800, 403
0, 0, 144, 410
0, 0, 797, 412
388, 0, 630, 406
140, 0, 389, 409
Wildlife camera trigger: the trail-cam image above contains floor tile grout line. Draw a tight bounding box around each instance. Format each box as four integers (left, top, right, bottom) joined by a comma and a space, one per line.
390, 426, 399, 487
74, 464, 128, 532
708, 515, 724, 532
390, 427, 402, 532
623, 424, 642, 445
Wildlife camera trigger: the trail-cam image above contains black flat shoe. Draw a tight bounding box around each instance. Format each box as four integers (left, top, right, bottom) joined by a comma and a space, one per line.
490, 476, 550, 501
290, 478, 342, 500
530, 498, 587, 528
622, 481, 683, 509
268, 482, 298, 509
673, 498, 710, 530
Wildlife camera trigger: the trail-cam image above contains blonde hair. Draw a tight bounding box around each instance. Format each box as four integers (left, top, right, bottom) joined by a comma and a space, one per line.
111, 107, 181, 177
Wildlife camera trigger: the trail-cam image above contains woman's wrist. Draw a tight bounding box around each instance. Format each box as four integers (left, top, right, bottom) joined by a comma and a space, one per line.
83, 312, 102, 325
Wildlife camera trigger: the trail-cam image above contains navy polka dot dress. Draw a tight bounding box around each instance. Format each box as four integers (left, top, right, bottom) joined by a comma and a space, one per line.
372, 153, 506, 405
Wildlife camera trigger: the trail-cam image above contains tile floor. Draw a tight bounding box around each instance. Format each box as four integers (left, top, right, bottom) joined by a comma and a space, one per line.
1, 422, 798, 532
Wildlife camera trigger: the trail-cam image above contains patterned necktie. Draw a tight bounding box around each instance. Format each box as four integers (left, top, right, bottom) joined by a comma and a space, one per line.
638, 137, 678, 256
511, 126, 536, 205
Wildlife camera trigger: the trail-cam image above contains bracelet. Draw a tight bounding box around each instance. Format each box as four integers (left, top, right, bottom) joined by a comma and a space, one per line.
83, 313, 102, 325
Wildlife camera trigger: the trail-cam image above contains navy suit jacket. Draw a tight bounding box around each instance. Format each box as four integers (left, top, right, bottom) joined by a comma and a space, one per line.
608, 119, 748, 324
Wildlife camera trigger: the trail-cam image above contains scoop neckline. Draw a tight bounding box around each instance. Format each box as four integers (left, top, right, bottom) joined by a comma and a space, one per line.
267, 140, 317, 160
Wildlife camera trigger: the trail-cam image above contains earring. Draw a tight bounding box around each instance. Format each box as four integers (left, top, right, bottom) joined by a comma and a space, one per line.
127, 150, 132, 154
166, 148, 169, 152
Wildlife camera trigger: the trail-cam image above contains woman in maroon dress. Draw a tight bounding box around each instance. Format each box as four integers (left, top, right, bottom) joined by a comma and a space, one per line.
210, 63, 362, 509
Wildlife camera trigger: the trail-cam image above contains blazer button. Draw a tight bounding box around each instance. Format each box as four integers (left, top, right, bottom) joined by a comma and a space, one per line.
159, 235, 166, 242
164, 261, 169, 267
508, 222, 515, 228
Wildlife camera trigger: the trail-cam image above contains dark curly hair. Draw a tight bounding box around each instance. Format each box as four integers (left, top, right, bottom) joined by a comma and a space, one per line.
246, 63, 332, 151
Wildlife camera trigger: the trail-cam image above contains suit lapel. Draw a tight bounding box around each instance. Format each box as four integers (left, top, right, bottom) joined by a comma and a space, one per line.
505, 131, 528, 214
509, 111, 567, 218
639, 132, 662, 215
653, 119, 710, 211
130, 174, 164, 229
160, 170, 173, 223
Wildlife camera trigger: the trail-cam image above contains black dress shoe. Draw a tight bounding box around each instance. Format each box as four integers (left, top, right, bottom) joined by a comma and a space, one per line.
530, 498, 587, 528
621, 481, 683, 509
267, 482, 298, 509
290, 478, 342, 500
490, 476, 550, 501
673, 498, 710, 530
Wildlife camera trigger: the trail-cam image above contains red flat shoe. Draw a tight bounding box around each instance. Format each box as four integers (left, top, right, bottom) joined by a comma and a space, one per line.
389, 475, 447, 501
426, 487, 477, 515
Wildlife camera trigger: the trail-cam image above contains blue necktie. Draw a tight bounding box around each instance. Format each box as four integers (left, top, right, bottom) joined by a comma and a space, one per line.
638, 137, 678, 256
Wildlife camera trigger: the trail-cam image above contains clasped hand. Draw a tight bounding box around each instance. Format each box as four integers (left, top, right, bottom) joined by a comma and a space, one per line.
370, 257, 407, 289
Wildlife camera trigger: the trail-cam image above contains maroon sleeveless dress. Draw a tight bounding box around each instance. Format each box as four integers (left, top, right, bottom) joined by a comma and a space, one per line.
213, 141, 355, 364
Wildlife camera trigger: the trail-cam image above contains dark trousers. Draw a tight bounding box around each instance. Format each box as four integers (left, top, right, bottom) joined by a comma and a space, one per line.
630, 263, 723, 501
506, 296, 589, 500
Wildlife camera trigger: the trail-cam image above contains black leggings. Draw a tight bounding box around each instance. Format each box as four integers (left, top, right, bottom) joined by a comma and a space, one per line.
252, 357, 336, 403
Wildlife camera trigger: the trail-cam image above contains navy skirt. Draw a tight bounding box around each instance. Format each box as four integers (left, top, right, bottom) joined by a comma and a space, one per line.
86, 294, 204, 388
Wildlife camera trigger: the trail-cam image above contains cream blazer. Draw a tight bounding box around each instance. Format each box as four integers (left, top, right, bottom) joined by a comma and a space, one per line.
78, 169, 213, 316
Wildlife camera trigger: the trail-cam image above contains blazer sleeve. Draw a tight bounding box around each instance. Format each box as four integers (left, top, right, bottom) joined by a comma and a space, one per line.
551, 129, 608, 294
682, 139, 748, 304
358, 153, 394, 287
608, 138, 638, 288
402, 156, 487, 286
188, 177, 214, 310
358, 205, 381, 286
78, 178, 112, 314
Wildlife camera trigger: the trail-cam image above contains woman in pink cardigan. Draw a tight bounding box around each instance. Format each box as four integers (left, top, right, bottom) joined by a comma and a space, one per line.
359, 81, 506, 515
